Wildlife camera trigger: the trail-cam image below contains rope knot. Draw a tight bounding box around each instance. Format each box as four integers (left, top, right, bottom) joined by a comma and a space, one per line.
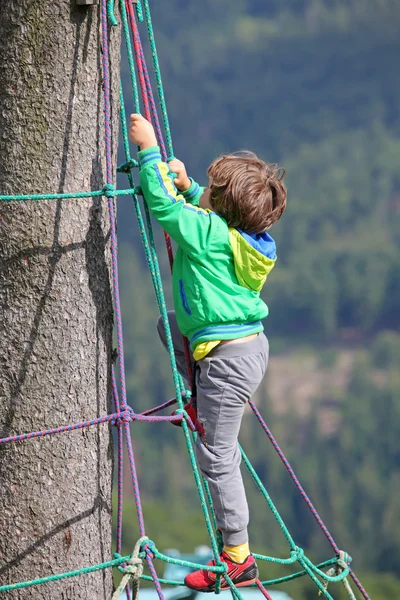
117, 159, 139, 173
319, 550, 355, 599
121, 556, 143, 579
103, 184, 115, 197
112, 407, 136, 426
290, 546, 304, 561
112, 536, 149, 600
337, 550, 352, 568
143, 539, 157, 556
173, 408, 196, 431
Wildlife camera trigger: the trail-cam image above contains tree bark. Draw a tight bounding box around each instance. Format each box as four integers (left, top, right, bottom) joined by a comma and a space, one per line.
0, 1, 120, 598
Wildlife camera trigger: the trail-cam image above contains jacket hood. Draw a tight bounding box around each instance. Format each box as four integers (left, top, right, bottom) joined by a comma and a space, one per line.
229, 228, 277, 292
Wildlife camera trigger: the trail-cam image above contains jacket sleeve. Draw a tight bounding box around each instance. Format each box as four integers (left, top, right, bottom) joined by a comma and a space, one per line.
138, 147, 222, 256
181, 178, 206, 207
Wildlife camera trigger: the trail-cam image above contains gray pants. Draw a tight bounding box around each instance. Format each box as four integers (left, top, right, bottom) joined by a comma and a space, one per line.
157, 312, 269, 547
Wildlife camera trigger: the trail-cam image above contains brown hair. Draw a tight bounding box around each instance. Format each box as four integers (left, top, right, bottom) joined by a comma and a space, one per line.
207, 151, 286, 233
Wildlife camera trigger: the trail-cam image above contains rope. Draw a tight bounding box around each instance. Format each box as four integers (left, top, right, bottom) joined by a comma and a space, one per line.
0, 2, 373, 600
0, 186, 137, 202
319, 552, 357, 600
112, 537, 148, 600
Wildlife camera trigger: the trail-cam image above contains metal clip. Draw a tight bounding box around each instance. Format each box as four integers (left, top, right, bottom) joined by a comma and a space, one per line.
76, 0, 98, 5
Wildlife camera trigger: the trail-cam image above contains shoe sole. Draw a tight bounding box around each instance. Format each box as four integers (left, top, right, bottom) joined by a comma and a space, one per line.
186, 577, 258, 593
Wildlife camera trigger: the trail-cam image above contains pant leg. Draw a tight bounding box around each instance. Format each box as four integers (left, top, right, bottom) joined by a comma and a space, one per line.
195, 333, 269, 547
157, 310, 194, 384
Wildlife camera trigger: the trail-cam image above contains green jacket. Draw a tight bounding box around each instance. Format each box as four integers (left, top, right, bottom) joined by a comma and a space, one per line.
138, 146, 277, 351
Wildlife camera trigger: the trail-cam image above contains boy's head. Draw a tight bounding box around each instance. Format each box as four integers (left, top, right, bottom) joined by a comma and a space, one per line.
200, 151, 286, 233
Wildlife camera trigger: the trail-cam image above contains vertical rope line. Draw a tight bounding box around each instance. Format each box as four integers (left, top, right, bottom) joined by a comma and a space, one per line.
126, 0, 151, 120
100, 0, 128, 409
119, 0, 140, 113
141, 0, 174, 158
118, 46, 184, 398
125, 3, 193, 383
112, 368, 124, 555
126, 0, 167, 159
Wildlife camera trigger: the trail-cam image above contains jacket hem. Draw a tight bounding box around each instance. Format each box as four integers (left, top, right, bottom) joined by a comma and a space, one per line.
189, 320, 264, 351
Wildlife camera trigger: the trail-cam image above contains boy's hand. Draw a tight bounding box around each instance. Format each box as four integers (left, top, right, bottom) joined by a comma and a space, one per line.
168, 158, 191, 192
129, 113, 157, 149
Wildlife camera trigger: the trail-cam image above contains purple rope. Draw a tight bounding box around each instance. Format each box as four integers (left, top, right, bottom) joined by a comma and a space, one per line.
112, 370, 131, 600
255, 580, 274, 600
112, 368, 124, 556
100, 0, 128, 410
124, 423, 166, 599
141, 56, 167, 159
126, 4, 194, 382
0, 405, 197, 447
101, 6, 164, 596
126, 0, 168, 160
249, 400, 371, 600
0, 413, 119, 445
140, 397, 177, 416
145, 549, 165, 600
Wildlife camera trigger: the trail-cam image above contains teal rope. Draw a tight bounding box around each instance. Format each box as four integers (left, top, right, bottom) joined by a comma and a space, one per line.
119, 0, 140, 113
135, 0, 144, 23
0, 546, 349, 594
108, 0, 118, 26
0, 555, 130, 593
0, 187, 137, 202
141, 0, 174, 158
240, 444, 297, 550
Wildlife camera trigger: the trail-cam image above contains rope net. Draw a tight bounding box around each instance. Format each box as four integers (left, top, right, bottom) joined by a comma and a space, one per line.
0, 1, 371, 599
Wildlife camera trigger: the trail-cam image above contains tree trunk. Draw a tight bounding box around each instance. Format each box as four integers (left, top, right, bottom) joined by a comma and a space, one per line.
0, 1, 120, 598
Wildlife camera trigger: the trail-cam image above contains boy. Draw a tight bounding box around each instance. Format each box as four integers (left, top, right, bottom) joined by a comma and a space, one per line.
129, 114, 286, 591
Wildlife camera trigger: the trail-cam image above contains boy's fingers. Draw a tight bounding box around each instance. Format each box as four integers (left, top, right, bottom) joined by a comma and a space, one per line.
169, 160, 180, 170
169, 159, 183, 171
130, 113, 143, 122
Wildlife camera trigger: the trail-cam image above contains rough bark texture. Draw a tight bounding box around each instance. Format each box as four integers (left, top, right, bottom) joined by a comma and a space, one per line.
0, 1, 120, 598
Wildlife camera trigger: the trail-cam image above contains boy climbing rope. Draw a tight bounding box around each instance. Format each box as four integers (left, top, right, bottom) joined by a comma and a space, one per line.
129, 113, 287, 592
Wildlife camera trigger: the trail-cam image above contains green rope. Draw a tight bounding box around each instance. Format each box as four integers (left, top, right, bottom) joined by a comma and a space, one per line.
240, 444, 297, 551
108, 0, 118, 26
320, 552, 357, 600
119, 0, 140, 113
141, 0, 174, 158
0, 555, 130, 593
0, 187, 137, 202
0, 544, 350, 594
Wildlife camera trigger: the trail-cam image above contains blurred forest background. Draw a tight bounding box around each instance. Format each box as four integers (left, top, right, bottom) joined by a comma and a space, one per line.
114, 1, 400, 598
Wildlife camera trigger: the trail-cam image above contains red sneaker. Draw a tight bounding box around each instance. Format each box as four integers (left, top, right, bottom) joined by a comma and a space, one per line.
170, 400, 197, 427
184, 551, 258, 592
